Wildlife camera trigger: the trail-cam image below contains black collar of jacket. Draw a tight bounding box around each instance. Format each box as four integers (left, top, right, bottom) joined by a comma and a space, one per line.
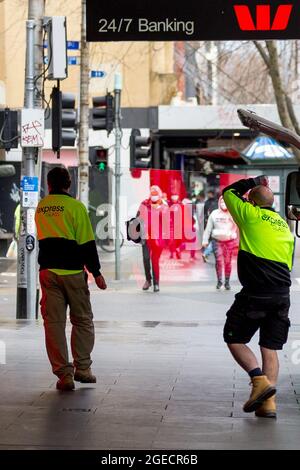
260, 206, 275, 212
49, 191, 72, 197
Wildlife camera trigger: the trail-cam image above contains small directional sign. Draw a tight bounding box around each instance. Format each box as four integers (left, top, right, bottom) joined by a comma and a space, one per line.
90, 70, 107, 78
68, 56, 80, 65
67, 41, 80, 50
44, 56, 80, 65
44, 40, 80, 50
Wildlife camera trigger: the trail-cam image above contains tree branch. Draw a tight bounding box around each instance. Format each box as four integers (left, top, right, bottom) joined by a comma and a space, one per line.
285, 94, 300, 135
253, 41, 270, 69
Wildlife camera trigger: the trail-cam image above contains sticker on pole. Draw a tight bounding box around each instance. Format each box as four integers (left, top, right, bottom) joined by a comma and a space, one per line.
21, 176, 39, 208
21, 109, 45, 147
27, 208, 36, 235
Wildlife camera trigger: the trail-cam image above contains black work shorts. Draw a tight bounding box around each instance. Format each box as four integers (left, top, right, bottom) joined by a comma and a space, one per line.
223, 292, 290, 350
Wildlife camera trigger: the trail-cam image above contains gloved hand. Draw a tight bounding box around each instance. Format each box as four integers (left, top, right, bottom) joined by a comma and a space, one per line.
253, 175, 269, 187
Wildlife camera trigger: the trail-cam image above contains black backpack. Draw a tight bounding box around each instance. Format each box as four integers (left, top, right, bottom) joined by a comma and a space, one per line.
126, 217, 144, 244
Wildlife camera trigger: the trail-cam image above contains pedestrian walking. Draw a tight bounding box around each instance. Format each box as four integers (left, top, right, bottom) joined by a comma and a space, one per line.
138, 185, 168, 292
223, 176, 294, 418
35, 167, 107, 391
202, 196, 238, 290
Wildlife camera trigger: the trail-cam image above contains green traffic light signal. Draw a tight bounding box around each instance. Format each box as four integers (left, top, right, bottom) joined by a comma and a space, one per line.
98, 162, 106, 171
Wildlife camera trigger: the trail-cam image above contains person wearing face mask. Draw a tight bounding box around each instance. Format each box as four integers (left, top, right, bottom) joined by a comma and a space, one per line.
222, 176, 294, 419
202, 196, 238, 290
137, 185, 168, 292
169, 193, 183, 259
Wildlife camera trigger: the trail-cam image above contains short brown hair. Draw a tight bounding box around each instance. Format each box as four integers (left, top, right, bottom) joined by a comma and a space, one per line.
47, 167, 71, 192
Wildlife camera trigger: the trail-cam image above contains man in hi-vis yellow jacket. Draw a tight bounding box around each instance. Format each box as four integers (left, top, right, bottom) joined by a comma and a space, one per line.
223, 175, 294, 419
35, 167, 107, 391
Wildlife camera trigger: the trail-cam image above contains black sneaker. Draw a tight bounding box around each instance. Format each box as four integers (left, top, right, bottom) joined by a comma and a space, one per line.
225, 281, 231, 290
153, 284, 160, 292
216, 281, 222, 290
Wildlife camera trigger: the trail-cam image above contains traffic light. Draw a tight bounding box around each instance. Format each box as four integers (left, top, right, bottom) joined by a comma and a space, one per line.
92, 93, 114, 135
51, 86, 77, 152
0, 108, 18, 151
130, 129, 152, 169
89, 146, 108, 171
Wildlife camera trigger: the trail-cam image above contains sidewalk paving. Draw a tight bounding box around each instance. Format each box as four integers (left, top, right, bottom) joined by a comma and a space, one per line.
0, 253, 300, 449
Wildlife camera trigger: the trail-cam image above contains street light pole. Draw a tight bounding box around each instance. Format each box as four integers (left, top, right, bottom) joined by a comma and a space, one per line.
78, 0, 90, 209
16, 0, 45, 319
114, 73, 122, 280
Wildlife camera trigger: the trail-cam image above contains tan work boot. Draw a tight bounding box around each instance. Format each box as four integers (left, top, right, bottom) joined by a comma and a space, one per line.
255, 395, 277, 419
243, 375, 276, 413
56, 375, 75, 391
74, 367, 97, 383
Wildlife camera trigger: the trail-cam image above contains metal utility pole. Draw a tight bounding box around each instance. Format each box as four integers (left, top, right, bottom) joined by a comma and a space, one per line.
78, 0, 90, 208
114, 73, 122, 280
16, 0, 45, 319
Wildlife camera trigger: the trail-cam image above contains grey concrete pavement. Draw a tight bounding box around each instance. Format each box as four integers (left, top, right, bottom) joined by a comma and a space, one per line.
0, 251, 300, 449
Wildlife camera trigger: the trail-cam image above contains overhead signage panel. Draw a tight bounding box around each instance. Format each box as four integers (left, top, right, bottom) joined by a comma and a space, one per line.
86, 0, 300, 42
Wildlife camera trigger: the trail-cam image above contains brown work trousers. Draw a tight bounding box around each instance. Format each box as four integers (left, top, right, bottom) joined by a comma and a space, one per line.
39, 270, 95, 379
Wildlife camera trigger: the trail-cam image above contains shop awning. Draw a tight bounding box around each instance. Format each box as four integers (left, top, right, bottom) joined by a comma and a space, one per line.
243, 135, 294, 161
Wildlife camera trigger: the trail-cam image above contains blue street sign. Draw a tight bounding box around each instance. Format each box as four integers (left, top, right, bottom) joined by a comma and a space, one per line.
90, 70, 106, 78
44, 56, 80, 65
21, 176, 39, 192
67, 41, 80, 50
68, 56, 80, 65
44, 40, 80, 50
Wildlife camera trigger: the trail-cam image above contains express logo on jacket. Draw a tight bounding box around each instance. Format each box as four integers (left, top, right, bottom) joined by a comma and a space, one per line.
36, 205, 64, 215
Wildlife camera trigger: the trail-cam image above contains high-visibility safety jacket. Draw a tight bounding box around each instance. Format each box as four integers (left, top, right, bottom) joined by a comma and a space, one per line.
223, 178, 294, 295
35, 192, 101, 277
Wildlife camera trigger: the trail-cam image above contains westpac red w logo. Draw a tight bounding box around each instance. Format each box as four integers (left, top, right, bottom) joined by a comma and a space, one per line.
234, 4, 293, 31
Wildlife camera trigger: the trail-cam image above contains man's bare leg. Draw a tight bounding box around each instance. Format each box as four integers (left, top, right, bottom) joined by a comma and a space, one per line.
227, 343, 259, 373
261, 346, 279, 386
